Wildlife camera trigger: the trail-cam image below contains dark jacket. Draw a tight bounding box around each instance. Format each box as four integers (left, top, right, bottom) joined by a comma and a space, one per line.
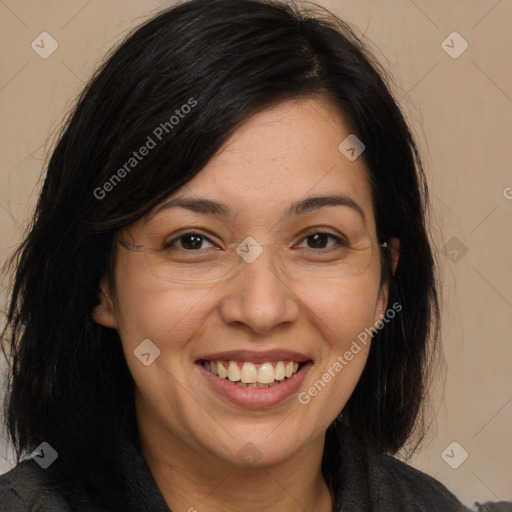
0, 423, 509, 511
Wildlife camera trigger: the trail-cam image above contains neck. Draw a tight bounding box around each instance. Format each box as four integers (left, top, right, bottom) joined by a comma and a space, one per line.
136, 409, 333, 512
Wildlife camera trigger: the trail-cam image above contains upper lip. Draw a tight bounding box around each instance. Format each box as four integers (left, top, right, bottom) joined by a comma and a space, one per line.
196, 349, 312, 364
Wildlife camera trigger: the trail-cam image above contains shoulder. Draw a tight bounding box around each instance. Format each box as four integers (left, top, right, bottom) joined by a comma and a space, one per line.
367, 451, 512, 512
0, 459, 66, 511
0, 460, 102, 512
333, 424, 476, 511
472, 502, 512, 512
368, 450, 470, 510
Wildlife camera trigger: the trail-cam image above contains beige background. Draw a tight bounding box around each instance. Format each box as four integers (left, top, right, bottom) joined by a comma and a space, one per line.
1, 0, 511, 507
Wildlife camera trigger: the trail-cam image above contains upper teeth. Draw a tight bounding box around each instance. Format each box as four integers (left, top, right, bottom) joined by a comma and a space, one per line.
203, 360, 300, 384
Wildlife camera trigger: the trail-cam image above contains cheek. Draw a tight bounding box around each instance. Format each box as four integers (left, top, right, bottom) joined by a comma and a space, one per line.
297, 272, 382, 411
299, 271, 382, 348
112, 259, 216, 355
111, 272, 215, 414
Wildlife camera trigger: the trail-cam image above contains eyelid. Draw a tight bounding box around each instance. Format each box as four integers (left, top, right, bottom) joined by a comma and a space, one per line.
293, 225, 349, 243
162, 228, 349, 251
164, 231, 219, 250
293, 231, 348, 250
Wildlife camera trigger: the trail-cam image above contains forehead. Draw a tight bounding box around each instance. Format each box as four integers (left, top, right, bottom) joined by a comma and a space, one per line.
153, 96, 375, 230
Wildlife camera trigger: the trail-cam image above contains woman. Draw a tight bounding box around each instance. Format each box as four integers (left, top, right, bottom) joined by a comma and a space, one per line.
0, 0, 506, 510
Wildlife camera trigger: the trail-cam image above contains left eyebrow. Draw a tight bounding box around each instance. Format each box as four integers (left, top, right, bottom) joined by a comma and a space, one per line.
282, 194, 366, 224
148, 193, 366, 225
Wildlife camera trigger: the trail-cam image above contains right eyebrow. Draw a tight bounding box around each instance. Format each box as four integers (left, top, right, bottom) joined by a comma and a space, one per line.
146, 197, 232, 223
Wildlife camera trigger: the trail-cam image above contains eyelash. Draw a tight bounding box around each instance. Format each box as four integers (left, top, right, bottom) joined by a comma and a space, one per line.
163, 231, 348, 252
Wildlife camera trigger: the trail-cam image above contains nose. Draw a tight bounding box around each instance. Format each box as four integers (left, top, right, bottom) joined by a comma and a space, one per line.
218, 245, 300, 335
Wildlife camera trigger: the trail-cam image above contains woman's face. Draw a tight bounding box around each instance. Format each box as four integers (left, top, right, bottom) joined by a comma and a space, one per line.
95, 96, 395, 468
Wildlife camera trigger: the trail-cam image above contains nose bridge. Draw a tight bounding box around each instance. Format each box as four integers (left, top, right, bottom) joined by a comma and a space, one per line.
235, 236, 278, 268
236, 238, 288, 295
220, 238, 299, 333
234, 237, 291, 287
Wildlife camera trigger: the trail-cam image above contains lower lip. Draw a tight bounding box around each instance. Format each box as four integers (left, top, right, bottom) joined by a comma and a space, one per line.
197, 361, 313, 408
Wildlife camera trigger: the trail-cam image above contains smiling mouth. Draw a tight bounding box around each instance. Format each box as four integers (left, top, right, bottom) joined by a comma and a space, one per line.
198, 360, 308, 388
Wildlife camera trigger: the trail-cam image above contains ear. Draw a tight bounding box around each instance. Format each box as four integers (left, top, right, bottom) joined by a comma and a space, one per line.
374, 237, 400, 323
91, 276, 118, 329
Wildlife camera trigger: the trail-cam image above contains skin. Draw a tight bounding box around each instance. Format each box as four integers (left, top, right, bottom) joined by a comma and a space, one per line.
93, 96, 399, 512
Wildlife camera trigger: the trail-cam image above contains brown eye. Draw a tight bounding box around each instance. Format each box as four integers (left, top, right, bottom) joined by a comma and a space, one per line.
165, 233, 215, 251
307, 233, 329, 248
297, 232, 347, 251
